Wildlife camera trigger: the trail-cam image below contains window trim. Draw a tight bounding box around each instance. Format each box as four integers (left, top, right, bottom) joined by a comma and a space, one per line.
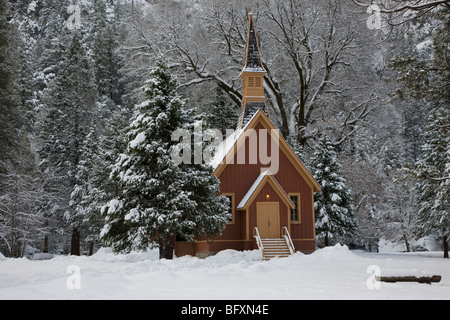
288, 193, 301, 223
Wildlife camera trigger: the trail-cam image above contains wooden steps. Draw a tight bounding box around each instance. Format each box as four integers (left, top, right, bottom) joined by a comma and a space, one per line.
260, 238, 291, 260
254, 227, 295, 261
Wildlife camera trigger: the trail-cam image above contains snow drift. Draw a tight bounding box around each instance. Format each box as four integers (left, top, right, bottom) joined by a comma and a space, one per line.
1, 245, 449, 300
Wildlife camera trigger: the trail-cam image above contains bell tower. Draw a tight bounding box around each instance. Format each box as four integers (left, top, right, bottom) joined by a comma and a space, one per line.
237, 8, 270, 129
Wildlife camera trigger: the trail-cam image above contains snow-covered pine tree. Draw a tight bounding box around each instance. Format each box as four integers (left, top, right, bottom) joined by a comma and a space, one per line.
205, 86, 238, 136
0, 0, 26, 173
388, 9, 449, 257
89, 0, 126, 113
69, 126, 100, 255
70, 108, 130, 256
37, 31, 97, 255
101, 59, 230, 259
287, 136, 307, 165
310, 134, 358, 247
415, 106, 449, 258
33, 0, 71, 92
0, 0, 46, 257
0, 0, 15, 172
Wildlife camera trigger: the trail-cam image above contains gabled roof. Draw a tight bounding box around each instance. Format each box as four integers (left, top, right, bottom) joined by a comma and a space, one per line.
208, 110, 321, 193
208, 111, 258, 170
237, 170, 295, 210
238, 101, 270, 130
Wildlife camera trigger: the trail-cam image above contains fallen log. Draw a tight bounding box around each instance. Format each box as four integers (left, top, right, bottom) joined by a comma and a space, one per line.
376, 275, 441, 284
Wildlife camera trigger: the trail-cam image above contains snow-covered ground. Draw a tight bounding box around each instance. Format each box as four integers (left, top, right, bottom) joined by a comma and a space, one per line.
1, 245, 449, 300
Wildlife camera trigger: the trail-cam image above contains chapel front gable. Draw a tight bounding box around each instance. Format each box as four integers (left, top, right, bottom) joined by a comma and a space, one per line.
182, 9, 319, 258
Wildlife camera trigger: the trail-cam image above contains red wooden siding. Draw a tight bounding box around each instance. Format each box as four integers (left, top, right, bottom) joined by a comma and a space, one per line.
215, 121, 315, 245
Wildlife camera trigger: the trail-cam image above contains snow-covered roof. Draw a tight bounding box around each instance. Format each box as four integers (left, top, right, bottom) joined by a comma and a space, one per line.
239, 102, 268, 129
239, 66, 266, 76
237, 170, 294, 210
207, 112, 259, 170
209, 109, 321, 193
237, 171, 268, 209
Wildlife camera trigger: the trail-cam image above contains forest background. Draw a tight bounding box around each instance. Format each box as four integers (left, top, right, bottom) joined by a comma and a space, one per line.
0, 0, 448, 258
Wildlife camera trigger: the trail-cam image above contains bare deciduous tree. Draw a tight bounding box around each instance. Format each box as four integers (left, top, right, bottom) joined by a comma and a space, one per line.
353, 0, 450, 26
121, 0, 378, 147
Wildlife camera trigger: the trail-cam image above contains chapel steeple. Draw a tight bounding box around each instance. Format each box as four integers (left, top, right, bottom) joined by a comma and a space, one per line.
237, 9, 270, 129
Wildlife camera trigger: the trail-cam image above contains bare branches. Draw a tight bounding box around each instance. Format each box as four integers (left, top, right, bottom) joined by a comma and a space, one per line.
120, 0, 379, 151
425, 176, 450, 181
261, 0, 366, 145
353, 0, 450, 26
333, 92, 376, 147
0, 170, 46, 258
353, 0, 450, 13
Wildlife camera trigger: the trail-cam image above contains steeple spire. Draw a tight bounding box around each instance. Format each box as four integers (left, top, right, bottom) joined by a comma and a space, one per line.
237, 9, 269, 129
242, 8, 265, 73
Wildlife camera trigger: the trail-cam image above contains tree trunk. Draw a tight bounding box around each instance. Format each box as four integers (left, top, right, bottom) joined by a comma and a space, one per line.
43, 219, 49, 253
443, 235, 448, 259
88, 242, 94, 256
71, 227, 80, 256
324, 234, 329, 247
159, 236, 175, 260
377, 275, 441, 283
403, 234, 410, 252
43, 235, 48, 253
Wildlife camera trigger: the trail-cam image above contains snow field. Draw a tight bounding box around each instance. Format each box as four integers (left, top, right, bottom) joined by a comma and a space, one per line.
0, 245, 449, 300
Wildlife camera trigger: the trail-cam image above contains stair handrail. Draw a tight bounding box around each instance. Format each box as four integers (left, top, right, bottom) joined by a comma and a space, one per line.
253, 227, 264, 253
282, 227, 295, 255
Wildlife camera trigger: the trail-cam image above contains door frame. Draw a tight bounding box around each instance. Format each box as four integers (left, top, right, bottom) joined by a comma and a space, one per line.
256, 202, 280, 238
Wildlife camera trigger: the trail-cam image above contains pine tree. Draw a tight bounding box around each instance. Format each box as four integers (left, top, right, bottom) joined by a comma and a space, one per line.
70, 108, 130, 255
310, 134, 358, 247
91, 0, 124, 107
388, 9, 449, 257
415, 106, 449, 258
0, 0, 13, 171
206, 86, 239, 136
0, 0, 21, 172
0, 0, 44, 257
37, 32, 97, 255
69, 126, 100, 255
287, 136, 307, 165
101, 59, 230, 259
34, 0, 71, 92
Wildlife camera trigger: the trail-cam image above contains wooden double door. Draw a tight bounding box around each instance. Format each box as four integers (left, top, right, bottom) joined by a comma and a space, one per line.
256, 202, 280, 238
